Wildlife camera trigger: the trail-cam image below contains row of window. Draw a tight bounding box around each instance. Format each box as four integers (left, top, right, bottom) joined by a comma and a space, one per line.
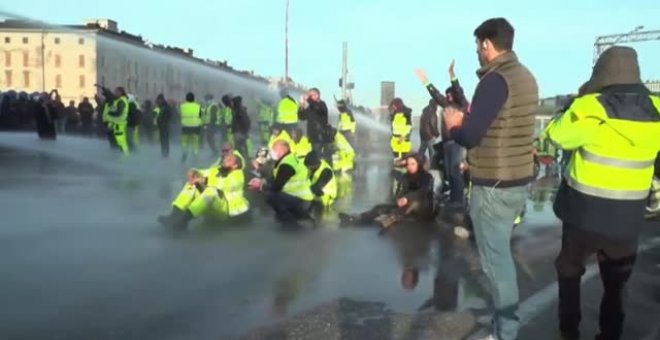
3, 37, 85, 45
3, 71, 87, 89
4, 52, 86, 68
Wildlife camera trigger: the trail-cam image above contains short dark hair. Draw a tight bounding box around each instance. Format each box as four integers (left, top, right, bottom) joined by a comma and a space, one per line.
186, 92, 195, 102
474, 18, 514, 51
309, 88, 320, 96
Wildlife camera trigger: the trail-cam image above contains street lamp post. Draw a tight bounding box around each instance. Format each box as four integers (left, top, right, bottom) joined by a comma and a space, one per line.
284, 0, 289, 85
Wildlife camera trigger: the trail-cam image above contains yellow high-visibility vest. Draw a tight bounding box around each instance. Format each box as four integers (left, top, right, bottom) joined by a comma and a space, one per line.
546, 94, 660, 200
179, 102, 202, 128
274, 153, 314, 201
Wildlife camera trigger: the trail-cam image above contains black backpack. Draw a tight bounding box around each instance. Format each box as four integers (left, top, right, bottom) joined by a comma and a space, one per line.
127, 102, 142, 127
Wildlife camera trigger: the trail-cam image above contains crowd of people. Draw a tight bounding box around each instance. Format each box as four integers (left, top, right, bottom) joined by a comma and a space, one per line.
1, 16, 660, 340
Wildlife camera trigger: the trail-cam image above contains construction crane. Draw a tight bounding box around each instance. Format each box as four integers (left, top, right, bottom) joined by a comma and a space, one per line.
593, 26, 660, 64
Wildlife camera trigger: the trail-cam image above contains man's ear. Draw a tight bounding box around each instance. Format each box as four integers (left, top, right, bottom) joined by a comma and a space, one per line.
482, 39, 490, 50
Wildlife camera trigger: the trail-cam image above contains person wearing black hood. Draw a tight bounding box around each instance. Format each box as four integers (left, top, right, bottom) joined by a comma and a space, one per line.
298, 88, 330, 161
389, 98, 413, 160
34, 92, 56, 140
154, 94, 172, 158
546, 46, 660, 340
339, 153, 435, 231
231, 96, 251, 159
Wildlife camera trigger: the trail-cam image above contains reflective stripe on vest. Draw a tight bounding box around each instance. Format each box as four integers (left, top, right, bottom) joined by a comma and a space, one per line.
391, 113, 410, 137
180, 102, 202, 127
274, 153, 314, 201
312, 160, 337, 199
579, 148, 654, 169
338, 112, 356, 133
277, 98, 299, 124
564, 94, 660, 200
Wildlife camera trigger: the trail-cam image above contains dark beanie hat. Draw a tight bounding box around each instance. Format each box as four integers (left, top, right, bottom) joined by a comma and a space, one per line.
304, 151, 321, 167
585, 46, 641, 93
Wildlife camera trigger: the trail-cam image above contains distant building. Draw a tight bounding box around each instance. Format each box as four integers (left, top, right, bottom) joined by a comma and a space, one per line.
645, 80, 660, 94
0, 19, 284, 104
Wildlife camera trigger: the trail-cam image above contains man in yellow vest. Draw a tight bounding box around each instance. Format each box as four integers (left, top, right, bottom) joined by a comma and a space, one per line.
248, 140, 315, 228
389, 98, 413, 160
179, 92, 203, 163
276, 89, 299, 135
336, 100, 356, 146
256, 98, 275, 145
545, 46, 660, 340
106, 87, 130, 155
220, 95, 234, 146
202, 94, 220, 155
158, 153, 249, 229
304, 151, 337, 208
291, 127, 312, 160
331, 127, 356, 172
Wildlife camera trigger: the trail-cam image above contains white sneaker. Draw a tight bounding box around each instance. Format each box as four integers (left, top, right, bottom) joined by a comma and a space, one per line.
454, 226, 470, 239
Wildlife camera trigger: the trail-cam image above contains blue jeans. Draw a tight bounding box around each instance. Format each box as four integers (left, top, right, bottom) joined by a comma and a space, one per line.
470, 185, 526, 340
443, 141, 465, 205
418, 140, 435, 162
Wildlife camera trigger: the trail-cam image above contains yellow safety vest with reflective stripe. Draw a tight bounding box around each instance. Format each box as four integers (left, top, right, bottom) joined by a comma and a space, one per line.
546, 94, 660, 200
207, 167, 249, 216
274, 153, 314, 201
269, 130, 296, 154
391, 112, 411, 137
203, 104, 219, 126
332, 132, 355, 171
311, 160, 337, 203
102, 102, 111, 123
107, 96, 129, 126
220, 106, 233, 127
295, 136, 312, 159
258, 103, 274, 124
338, 112, 356, 134
180, 102, 202, 128
276, 97, 299, 124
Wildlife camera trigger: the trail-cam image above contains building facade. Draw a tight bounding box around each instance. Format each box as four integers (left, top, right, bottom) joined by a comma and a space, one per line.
0, 19, 285, 106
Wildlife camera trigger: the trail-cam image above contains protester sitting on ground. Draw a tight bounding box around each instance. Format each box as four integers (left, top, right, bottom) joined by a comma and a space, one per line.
248, 140, 315, 229
339, 153, 436, 231
158, 152, 249, 229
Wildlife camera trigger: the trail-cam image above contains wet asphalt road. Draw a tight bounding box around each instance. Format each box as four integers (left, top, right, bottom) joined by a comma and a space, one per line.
0, 133, 658, 340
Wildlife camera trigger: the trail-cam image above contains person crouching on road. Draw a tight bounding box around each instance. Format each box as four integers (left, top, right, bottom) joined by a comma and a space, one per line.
248, 140, 315, 228
158, 153, 249, 229
304, 151, 337, 210
339, 153, 435, 231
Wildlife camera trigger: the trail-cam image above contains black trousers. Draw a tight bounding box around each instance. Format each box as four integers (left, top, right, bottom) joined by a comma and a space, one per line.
106, 127, 117, 148
555, 224, 638, 340
266, 192, 312, 224
159, 127, 170, 158
359, 201, 433, 224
